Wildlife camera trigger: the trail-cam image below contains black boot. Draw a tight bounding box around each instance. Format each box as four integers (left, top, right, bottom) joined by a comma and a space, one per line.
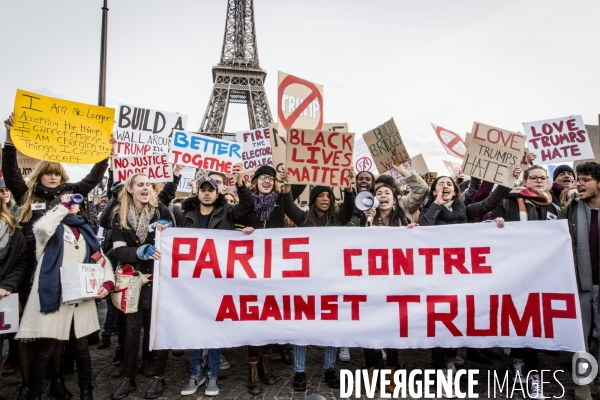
97, 336, 111, 350
247, 364, 262, 395
48, 377, 72, 400
80, 386, 94, 400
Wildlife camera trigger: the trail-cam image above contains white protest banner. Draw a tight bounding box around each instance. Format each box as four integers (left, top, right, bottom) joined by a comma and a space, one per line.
285, 128, 354, 187
113, 154, 172, 183
363, 118, 410, 174
235, 128, 273, 170
523, 116, 594, 164
431, 124, 467, 159
151, 221, 583, 352
115, 104, 187, 155
168, 131, 241, 174
352, 137, 377, 174
0, 294, 19, 334
461, 122, 526, 187
176, 166, 196, 194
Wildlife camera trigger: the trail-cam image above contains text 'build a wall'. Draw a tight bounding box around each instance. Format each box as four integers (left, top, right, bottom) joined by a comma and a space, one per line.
114, 104, 187, 156
11, 89, 113, 164
285, 128, 354, 187
523, 115, 594, 164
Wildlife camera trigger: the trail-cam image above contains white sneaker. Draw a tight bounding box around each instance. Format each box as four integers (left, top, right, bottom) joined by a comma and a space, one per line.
220, 354, 230, 370
382, 349, 387, 361
528, 376, 544, 399
509, 361, 526, 384
180, 376, 206, 396
205, 378, 219, 396
448, 356, 464, 366
339, 347, 350, 362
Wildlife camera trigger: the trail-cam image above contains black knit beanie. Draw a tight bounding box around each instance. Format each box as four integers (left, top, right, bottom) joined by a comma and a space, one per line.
552, 165, 575, 181
309, 186, 335, 206
252, 165, 277, 182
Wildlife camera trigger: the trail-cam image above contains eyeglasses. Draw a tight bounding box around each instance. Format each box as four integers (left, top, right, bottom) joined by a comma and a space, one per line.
258, 175, 275, 182
577, 177, 597, 184
528, 176, 548, 182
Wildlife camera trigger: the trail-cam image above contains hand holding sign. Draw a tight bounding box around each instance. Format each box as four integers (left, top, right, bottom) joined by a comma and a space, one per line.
281, 168, 291, 194
4, 113, 14, 137
232, 163, 244, 186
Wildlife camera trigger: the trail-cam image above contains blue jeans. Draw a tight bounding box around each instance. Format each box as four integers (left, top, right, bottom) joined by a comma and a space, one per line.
190, 349, 221, 379
293, 345, 336, 372
101, 296, 118, 337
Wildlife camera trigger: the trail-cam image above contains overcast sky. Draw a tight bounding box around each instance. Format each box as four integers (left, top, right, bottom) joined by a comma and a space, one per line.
1, 0, 598, 180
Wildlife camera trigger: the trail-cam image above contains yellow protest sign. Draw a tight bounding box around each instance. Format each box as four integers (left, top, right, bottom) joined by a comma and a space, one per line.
11, 89, 114, 164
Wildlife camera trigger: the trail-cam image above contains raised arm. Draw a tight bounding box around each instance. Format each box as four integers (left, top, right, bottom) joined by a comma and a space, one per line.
399, 170, 429, 216
229, 182, 254, 220
465, 185, 511, 221
280, 191, 306, 227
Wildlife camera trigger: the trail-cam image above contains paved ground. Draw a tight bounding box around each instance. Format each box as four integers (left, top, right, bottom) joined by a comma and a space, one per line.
0, 302, 597, 399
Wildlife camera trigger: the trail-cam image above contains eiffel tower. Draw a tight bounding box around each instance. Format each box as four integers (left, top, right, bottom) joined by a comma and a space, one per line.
199, 0, 273, 136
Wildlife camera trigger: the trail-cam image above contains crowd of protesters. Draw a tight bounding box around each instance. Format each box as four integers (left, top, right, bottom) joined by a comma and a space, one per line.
0, 113, 598, 400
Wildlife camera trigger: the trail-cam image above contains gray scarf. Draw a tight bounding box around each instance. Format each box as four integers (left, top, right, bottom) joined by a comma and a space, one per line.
576, 201, 597, 291
0, 221, 10, 261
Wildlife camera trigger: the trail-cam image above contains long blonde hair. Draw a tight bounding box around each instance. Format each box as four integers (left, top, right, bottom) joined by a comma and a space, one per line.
0, 199, 17, 236
118, 173, 157, 227
19, 161, 69, 223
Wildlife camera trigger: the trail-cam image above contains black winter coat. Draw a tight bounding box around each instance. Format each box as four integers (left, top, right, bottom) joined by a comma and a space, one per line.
418, 185, 511, 226
489, 197, 560, 222
280, 190, 355, 227
0, 229, 27, 293
173, 184, 253, 229
2, 144, 108, 241
109, 205, 173, 276
234, 192, 287, 229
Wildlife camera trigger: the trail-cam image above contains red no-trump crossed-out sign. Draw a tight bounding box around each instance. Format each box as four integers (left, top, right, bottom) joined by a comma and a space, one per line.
431, 123, 467, 159
277, 71, 323, 131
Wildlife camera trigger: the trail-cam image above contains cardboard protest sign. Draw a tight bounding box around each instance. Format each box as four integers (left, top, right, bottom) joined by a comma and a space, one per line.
168, 131, 241, 174
384, 154, 430, 187
11, 89, 113, 164
523, 116, 594, 164
432, 123, 467, 159
363, 118, 410, 174
422, 172, 438, 186
268, 123, 287, 176
285, 128, 354, 187
323, 123, 348, 132
152, 221, 583, 352
113, 154, 173, 183
353, 137, 378, 174
461, 122, 525, 187
442, 160, 462, 178
0, 147, 39, 179
573, 125, 600, 168
235, 128, 272, 170
277, 71, 324, 131
115, 104, 187, 155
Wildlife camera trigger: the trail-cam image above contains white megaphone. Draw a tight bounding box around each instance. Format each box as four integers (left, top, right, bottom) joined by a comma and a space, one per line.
355, 191, 380, 223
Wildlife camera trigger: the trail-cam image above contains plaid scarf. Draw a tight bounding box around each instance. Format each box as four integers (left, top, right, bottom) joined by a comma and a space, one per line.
126, 202, 155, 243
507, 186, 552, 221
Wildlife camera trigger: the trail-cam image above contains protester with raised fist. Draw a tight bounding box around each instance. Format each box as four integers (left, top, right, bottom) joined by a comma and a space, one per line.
373, 163, 429, 222
17, 193, 113, 400
232, 164, 288, 395
171, 163, 253, 397
4, 112, 109, 400
279, 169, 355, 391
108, 173, 173, 400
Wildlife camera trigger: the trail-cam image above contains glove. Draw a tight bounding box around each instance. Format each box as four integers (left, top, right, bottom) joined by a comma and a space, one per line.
111, 181, 124, 200
136, 244, 157, 260
148, 220, 173, 232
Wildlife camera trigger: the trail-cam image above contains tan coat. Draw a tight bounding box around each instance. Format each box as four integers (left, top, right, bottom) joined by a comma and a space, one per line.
16, 205, 114, 340
400, 171, 429, 222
